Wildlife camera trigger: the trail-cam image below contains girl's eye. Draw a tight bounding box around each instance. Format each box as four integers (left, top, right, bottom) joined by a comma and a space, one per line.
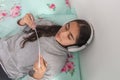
68, 33, 73, 40
68, 34, 72, 40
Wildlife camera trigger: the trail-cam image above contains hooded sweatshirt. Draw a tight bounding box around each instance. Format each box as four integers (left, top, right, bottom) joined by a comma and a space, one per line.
0, 30, 69, 80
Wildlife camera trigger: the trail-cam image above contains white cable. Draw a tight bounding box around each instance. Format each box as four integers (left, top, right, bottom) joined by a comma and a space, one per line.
34, 28, 41, 68
30, 15, 41, 68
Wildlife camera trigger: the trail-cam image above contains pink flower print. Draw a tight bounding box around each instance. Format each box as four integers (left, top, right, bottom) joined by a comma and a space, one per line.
66, 62, 74, 71
10, 5, 21, 17
61, 54, 75, 76
61, 61, 75, 73
47, 3, 56, 11
0, 11, 7, 20
68, 54, 73, 59
65, 0, 71, 8
61, 65, 68, 72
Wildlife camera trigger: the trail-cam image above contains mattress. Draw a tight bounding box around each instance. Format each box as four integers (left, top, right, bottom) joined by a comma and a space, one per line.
0, 0, 81, 80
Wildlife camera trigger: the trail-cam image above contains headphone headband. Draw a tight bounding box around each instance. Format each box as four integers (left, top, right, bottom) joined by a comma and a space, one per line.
63, 19, 94, 52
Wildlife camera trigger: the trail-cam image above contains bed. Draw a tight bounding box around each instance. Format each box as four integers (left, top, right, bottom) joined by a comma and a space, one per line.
0, 0, 82, 80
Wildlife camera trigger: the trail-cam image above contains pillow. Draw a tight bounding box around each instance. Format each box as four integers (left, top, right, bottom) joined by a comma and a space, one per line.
0, 0, 24, 38
21, 0, 72, 16
0, 0, 77, 38
39, 8, 77, 25
21, 0, 77, 25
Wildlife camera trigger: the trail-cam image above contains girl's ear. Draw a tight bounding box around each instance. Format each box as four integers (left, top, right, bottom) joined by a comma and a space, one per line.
67, 23, 94, 52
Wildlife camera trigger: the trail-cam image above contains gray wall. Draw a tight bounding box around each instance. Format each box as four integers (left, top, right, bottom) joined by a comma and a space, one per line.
70, 0, 120, 80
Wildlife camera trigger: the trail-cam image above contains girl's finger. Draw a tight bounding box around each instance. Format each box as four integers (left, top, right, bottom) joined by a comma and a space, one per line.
43, 58, 47, 67
27, 16, 36, 29
40, 56, 47, 68
23, 14, 34, 28
40, 56, 44, 66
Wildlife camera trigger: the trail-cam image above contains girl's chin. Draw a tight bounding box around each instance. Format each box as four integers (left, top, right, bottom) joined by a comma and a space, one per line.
55, 36, 59, 42
55, 33, 59, 39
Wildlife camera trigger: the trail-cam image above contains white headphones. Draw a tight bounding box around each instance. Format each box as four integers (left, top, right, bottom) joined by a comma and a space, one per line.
63, 19, 94, 52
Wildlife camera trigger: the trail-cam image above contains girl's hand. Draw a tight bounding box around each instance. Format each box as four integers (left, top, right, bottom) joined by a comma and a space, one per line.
18, 13, 36, 30
33, 56, 47, 79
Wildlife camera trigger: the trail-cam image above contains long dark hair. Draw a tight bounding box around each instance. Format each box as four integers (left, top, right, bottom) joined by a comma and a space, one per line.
20, 25, 61, 48
72, 20, 91, 47
20, 19, 91, 48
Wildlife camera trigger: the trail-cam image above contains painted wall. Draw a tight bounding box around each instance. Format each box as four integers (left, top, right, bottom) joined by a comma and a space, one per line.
70, 0, 120, 80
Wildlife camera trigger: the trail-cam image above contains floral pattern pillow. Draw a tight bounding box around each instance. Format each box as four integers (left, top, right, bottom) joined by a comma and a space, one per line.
0, 0, 71, 21
21, 0, 72, 16
0, 0, 21, 21
0, 0, 76, 38
61, 54, 75, 76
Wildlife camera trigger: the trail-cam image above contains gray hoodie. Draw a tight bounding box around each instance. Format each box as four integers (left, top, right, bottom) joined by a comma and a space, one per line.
0, 30, 69, 80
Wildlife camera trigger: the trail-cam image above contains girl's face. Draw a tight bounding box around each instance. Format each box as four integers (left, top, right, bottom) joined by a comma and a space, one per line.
55, 21, 80, 46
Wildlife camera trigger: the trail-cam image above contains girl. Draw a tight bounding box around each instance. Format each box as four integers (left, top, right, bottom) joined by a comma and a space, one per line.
0, 13, 91, 80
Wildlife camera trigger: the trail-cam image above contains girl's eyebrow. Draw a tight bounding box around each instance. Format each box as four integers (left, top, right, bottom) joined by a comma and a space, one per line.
68, 23, 74, 40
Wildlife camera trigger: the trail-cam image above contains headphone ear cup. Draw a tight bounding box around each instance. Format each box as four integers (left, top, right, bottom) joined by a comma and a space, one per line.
67, 22, 94, 52
86, 23, 94, 45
